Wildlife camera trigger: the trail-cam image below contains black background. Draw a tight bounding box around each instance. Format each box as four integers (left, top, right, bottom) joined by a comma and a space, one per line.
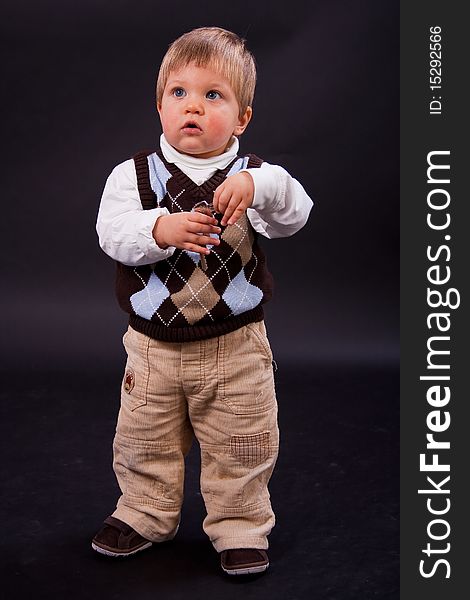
1, 0, 398, 370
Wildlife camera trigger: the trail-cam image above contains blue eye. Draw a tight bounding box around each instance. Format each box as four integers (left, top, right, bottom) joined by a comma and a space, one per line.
206, 90, 221, 100
173, 88, 186, 98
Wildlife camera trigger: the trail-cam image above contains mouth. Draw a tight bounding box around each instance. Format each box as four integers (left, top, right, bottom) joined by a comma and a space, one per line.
182, 121, 202, 133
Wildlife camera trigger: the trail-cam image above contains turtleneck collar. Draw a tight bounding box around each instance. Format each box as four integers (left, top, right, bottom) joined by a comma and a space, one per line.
159, 134, 239, 180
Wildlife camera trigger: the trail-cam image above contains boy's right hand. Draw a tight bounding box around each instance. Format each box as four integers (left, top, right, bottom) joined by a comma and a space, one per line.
152, 212, 221, 254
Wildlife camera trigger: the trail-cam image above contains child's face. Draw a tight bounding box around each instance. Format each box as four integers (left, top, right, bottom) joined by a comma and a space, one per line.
157, 63, 252, 158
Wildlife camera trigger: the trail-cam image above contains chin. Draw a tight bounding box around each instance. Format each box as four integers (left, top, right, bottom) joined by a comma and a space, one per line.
180, 146, 218, 158
174, 141, 204, 154
179, 148, 208, 157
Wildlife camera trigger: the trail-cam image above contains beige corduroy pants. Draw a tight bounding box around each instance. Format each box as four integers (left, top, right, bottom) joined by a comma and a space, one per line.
111, 320, 279, 552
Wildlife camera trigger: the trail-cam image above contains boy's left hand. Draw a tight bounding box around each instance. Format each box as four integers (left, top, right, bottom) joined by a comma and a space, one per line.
213, 172, 254, 226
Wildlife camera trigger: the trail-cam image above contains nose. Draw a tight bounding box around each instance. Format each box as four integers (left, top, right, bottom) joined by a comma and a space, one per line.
184, 96, 204, 115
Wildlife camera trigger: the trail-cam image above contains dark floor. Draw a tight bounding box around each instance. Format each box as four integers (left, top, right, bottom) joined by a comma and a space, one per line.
0, 364, 398, 600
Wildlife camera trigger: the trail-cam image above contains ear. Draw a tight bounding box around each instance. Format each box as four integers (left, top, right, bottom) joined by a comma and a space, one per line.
233, 106, 252, 136
156, 101, 162, 115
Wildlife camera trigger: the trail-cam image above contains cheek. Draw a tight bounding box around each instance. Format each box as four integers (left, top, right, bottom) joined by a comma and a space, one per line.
159, 106, 177, 131
206, 113, 234, 138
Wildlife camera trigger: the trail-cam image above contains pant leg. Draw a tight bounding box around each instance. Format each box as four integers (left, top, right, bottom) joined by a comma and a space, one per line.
186, 321, 280, 553
111, 326, 193, 542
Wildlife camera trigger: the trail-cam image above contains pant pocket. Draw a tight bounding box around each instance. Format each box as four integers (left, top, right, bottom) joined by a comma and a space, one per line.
229, 431, 271, 468
217, 323, 275, 415
245, 322, 273, 363
121, 327, 150, 411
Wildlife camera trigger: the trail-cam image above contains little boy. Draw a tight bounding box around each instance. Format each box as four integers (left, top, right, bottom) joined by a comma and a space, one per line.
93, 26, 312, 576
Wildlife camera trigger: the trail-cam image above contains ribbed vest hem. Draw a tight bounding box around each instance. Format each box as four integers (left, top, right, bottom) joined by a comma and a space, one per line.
128, 305, 264, 342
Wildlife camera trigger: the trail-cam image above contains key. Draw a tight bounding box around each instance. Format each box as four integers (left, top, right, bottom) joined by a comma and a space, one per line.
193, 201, 217, 271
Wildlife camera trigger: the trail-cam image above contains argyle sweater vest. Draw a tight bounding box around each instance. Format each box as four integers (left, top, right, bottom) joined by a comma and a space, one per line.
115, 149, 274, 342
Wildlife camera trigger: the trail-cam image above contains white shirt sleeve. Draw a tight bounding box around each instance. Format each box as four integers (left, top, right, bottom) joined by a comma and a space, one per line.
96, 159, 176, 266
242, 162, 313, 238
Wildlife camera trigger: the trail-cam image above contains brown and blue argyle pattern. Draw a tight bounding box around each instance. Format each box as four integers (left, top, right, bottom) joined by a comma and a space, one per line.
115, 150, 274, 342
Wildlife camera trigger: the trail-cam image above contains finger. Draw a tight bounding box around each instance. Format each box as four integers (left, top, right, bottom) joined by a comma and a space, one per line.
188, 212, 218, 226
226, 205, 247, 226
188, 222, 221, 235
214, 187, 232, 216
188, 233, 220, 247
221, 195, 243, 226
183, 242, 211, 254
213, 182, 225, 212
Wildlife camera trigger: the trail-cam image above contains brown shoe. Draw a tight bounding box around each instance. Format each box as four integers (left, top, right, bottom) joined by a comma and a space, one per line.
220, 548, 269, 575
91, 516, 153, 557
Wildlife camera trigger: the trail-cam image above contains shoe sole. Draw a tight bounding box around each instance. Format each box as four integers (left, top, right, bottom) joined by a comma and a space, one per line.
221, 562, 269, 575
91, 541, 153, 557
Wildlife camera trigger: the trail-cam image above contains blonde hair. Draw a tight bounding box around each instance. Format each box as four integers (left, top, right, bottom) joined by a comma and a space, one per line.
156, 27, 256, 116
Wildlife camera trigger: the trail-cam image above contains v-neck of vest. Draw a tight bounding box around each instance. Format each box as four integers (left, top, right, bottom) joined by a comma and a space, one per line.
156, 150, 239, 195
